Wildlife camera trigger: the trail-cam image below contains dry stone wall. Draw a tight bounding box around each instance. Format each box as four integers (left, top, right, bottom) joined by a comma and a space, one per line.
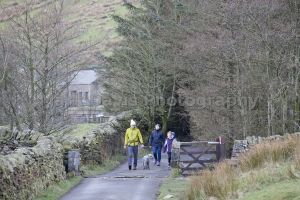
79, 131, 124, 165
0, 121, 125, 199
59, 123, 124, 165
231, 133, 300, 159
0, 136, 66, 200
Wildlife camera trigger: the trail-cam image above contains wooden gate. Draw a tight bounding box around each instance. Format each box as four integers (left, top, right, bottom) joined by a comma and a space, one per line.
171, 137, 225, 174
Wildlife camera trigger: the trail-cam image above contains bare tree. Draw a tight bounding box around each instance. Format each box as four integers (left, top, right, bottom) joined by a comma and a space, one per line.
0, 0, 94, 134
178, 0, 297, 139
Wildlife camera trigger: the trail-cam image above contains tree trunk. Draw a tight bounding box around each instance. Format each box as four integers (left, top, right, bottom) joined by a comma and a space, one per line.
267, 98, 275, 136
25, 11, 35, 130
39, 38, 49, 133
282, 94, 287, 133
295, 0, 300, 131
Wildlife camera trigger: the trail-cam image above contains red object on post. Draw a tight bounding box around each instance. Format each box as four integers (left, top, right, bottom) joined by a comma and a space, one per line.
216, 136, 225, 144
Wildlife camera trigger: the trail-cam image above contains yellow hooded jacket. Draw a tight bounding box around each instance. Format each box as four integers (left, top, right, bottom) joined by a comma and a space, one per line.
124, 127, 143, 146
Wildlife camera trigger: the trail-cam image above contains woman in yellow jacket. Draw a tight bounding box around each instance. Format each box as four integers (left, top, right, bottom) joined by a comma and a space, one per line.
124, 119, 144, 170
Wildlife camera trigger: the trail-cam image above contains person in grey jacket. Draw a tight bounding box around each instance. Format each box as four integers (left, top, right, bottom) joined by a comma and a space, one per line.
149, 124, 164, 166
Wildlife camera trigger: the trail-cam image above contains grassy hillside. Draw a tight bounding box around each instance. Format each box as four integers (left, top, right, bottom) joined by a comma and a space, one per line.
63, 0, 129, 56
186, 134, 300, 200
0, 0, 133, 58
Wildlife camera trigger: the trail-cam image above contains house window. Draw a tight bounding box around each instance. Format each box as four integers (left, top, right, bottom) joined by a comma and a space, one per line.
71, 91, 76, 97
85, 92, 89, 100
70, 91, 77, 106
79, 92, 83, 104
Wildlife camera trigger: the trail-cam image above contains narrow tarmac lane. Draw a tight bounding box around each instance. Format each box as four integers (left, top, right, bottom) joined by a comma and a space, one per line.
59, 155, 170, 200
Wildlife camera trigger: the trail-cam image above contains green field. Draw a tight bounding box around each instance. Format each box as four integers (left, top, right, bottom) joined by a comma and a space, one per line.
67, 123, 99, 137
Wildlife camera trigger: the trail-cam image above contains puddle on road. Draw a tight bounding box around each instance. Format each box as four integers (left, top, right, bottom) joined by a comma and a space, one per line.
87, 175, 167, 179
114, 175, 146, 178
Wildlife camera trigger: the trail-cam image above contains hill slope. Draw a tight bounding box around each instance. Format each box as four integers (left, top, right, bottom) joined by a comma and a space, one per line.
0, 0, 133, 61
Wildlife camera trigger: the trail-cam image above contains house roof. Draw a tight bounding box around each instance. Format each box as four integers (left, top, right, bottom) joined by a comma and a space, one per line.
71, 70, 97, 85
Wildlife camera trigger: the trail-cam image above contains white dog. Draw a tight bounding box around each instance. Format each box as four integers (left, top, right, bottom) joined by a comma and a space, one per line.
143, 154, 153, 170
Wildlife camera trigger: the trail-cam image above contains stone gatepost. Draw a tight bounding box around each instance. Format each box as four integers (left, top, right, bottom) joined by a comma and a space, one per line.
68, 149, 80, 175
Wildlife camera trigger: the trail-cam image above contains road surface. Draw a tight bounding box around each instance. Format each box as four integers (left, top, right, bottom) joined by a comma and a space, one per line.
59, 155, 170, 200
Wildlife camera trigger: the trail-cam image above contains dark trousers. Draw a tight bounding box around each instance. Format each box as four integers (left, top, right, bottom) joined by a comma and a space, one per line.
152, 146, 162, 162
167, 152, 171, 165
128, 146, 138, 167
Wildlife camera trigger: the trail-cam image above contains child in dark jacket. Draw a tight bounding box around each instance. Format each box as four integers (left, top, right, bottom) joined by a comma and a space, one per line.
163, 131, 176, 168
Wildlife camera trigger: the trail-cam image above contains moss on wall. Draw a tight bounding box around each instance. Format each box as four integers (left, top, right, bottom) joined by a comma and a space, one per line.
0, 137, 66, 200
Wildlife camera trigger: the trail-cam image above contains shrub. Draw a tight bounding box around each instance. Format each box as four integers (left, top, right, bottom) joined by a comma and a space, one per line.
295, 142, 300, 170
240, 136, 299, 172
288, 142, 300, 179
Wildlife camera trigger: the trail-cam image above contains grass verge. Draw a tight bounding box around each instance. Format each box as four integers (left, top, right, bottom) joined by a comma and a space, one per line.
34, 154, 126, 200
34, 176, 82, 200
158, 177, 188, 200
81, 154, 126, 177
240, 179, 300, 200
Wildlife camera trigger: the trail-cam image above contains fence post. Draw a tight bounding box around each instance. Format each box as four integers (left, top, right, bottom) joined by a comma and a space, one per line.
216, 136, 226, 161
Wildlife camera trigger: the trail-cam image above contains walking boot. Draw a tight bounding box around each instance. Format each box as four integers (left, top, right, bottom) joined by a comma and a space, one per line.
129, 165, 132, 170
133, 165, 137, 170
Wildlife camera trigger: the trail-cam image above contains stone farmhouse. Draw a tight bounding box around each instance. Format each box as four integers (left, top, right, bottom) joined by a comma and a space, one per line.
65, 69, 109, 124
